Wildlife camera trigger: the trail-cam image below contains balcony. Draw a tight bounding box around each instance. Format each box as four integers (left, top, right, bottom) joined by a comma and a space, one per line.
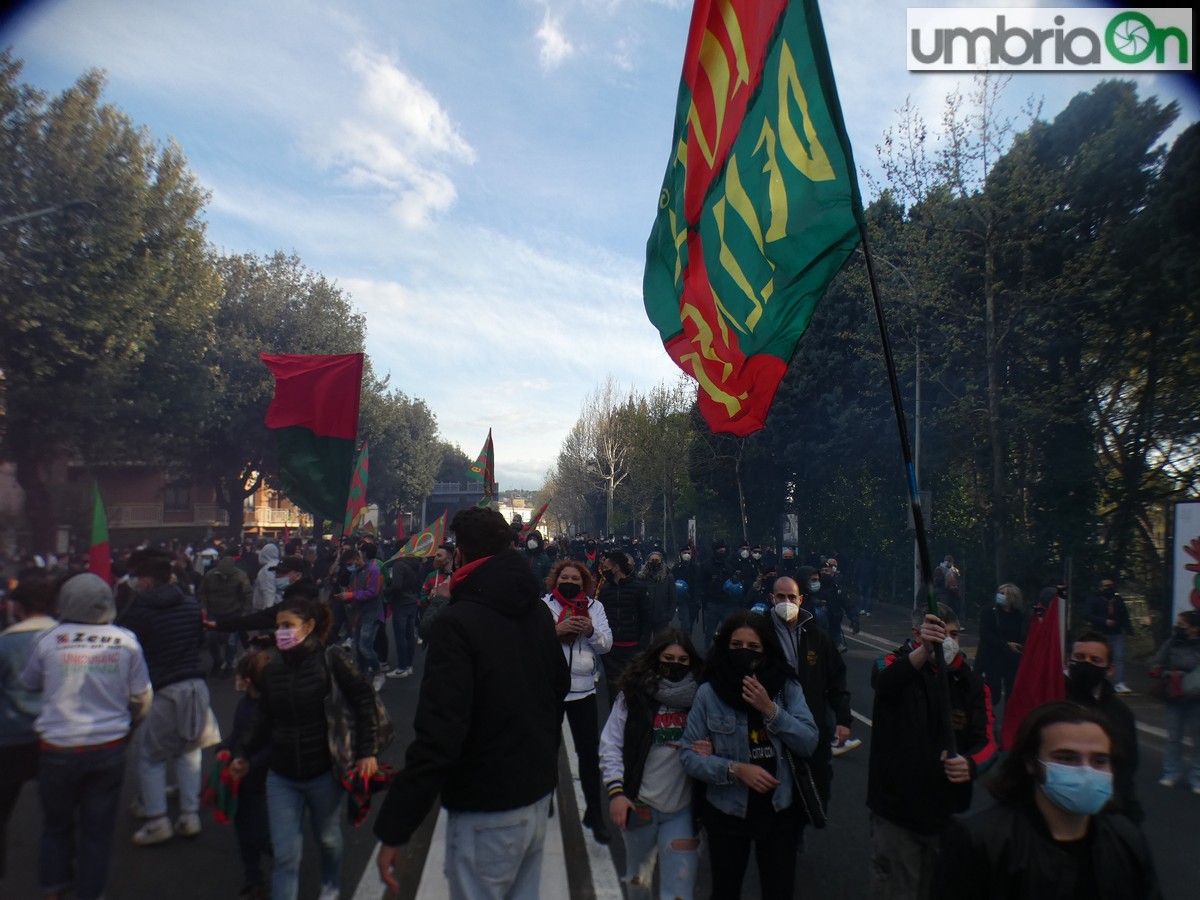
109, 503, 229, 529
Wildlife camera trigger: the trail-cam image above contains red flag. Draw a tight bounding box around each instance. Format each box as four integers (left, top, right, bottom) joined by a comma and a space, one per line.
520, 501, 550, 539
88, 481, 112, 585
342, 441, 370, 536
396, 511, 406, 542
1000, 597, 1065, 749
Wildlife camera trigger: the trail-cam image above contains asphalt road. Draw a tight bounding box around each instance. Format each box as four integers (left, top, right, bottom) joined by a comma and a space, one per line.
3, 599, 1194, 899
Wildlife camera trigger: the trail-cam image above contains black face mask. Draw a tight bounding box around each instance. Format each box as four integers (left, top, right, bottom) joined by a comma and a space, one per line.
1068, 660, 1108, 691
660, 662, 690, 683
557, 582, 583, 600
728, 648, 763, 678
649, 560, 662, 570
1174, 627, 1190, 641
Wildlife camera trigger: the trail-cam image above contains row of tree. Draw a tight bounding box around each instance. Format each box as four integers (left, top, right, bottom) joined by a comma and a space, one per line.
550, 77, 1198, 619
0, 53, 462, 550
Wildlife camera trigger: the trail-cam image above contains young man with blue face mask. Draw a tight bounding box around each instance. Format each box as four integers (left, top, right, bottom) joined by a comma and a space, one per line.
934, 701, 1159, 899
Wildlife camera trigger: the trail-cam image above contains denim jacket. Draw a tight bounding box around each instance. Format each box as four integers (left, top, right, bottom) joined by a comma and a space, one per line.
679, 678, 818, 817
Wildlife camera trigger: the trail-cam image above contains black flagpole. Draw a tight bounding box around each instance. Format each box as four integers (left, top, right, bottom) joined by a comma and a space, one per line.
855, 218, 958, 757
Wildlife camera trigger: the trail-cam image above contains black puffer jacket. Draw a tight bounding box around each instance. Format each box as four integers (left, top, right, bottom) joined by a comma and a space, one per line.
935, 800, 1161, 900
241, 637, 378, 782
599, 576, 651, 646
374, 549, 569, 846
117, 582, 204, 690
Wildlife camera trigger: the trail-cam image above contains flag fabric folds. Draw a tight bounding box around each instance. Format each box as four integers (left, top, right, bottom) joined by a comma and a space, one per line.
88, 481, 112, 585
383, 513, 448, 563
999, 597, 1066, 749
343, 441, 370, 536
644, 0, 863, 436
466, 429, 496, 505
261, 353, 364, 524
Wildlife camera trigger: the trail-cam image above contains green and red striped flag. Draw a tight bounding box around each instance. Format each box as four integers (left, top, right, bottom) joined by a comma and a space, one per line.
88, 481, 112, 585
644, 0, 862, 436
383, 512, 448, 563
342, 441, 370, 536
261, 353, 364, 524
466, 429, 496, 505
520, 501, 550, 538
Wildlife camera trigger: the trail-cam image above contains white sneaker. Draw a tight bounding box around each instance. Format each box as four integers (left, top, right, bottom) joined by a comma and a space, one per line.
372, 673, 386, 692
1113, 682, 1132, 694
175, 812, 201, 838
318, 885, 340, 900
386, 666, 413, 679
1158, 777, 1177, 788
832, 738, 863, 757
132, 816, 174, 846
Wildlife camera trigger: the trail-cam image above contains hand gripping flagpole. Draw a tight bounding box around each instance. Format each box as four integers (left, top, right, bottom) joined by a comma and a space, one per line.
856, 221, 957, 758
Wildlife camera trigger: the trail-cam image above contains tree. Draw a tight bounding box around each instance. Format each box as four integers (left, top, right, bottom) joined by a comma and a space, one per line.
189, 252, 366, 535
358, 371, 441, 530
0, 54, 219, 551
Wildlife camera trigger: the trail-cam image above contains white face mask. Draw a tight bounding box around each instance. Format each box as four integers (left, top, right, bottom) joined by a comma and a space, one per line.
941, 637, 960, 660
527, 539, 538, 550
739, 549, 750, 559
773, 601, 799, 623
681, 553, 692, 562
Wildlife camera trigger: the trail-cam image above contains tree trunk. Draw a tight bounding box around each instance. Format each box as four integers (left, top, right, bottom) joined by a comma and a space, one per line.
984, 230, 1008, 583
734, 443, 749, 544
14, 438, 56, 555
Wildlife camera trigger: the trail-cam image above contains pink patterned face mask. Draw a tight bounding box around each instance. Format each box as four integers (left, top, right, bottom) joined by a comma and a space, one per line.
275, 627, 303, 651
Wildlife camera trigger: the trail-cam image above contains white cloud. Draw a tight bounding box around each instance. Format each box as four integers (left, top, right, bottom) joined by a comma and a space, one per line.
536, 9, 575, 71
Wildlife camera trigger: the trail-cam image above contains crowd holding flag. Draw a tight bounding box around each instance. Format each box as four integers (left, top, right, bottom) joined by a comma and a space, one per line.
999, 595, 1067, 749
342, 441, 370, 536
519, 501, 550, 539
261, 353, 365, 525
383, 513, 448, 564
88, 481, 112, 585
643, 0, 862, 437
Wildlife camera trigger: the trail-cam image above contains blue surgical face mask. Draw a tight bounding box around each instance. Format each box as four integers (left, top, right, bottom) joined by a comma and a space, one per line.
995, 593, 1006, 605
1039, 760, 1113, 815
275, 576, 291, 591
347, 564, 359, 574
808, 581, 821, 593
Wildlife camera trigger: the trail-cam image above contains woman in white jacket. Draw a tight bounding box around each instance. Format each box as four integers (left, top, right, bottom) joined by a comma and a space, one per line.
543, 559, 612, 843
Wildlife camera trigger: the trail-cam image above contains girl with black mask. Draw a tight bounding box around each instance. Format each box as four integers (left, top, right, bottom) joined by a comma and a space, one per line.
600, 630, 707, 900
680, 611, 819, 899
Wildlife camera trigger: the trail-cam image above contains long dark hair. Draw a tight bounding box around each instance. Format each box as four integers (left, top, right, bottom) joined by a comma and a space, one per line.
616, 629, 704, 698
701, 609, 791, 684
988, 700, 1120, 806
277, 585, 332, 644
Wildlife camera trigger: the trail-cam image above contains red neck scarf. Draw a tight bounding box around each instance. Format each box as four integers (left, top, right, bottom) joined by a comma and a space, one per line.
449, 555, 492, 593
553, 588, 590, 623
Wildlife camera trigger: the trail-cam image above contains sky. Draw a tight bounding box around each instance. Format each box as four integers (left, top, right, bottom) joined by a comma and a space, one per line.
3, 1, 1196, 489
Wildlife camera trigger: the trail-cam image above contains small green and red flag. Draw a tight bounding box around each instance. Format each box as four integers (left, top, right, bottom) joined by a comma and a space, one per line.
261, 353, 364, 525
520, 501, 550, 538
644, 0, 862, 435
383, 512, 448, 563
88, 481, 112, 585
342, 441, 370, 536
466, 429, 496, 505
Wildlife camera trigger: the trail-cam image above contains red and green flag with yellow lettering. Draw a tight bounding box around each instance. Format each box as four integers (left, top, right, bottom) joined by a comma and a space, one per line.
644, 0, 863, 435
89, 481, 112, 585
261, 353, 364, 524
465, 429, 496, 505
342, 441, 369, 536
383, 512, 448, 563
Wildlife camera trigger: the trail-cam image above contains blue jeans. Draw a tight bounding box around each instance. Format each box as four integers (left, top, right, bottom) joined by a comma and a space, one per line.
444, 792, 551, 900
267, 769, 344, 900
1109, 633, 1127, 684
391, 603, 418, 671
621, 804, 699, 900
38, 741, 127, 900
138, 736, 202, 817
1162, 698, 1200, 788
354, 595, 384, 675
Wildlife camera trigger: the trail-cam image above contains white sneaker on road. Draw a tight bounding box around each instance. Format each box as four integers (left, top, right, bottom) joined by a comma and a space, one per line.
386, 666, 413, 679
371, 673, 386, 692
832, 738, 863, 757
175, 812, 201, 838
132, 816, 174, 846
1113, 682, 1132, 694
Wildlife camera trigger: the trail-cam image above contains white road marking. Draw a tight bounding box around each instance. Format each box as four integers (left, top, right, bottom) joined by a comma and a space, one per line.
562, 716, 625, 900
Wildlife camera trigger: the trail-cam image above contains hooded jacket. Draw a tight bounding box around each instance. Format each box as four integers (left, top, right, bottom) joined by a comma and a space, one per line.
117, 582, 205, 690
374, 548, 569, 847
198, 556, 251, 619
253, 544, 282, 611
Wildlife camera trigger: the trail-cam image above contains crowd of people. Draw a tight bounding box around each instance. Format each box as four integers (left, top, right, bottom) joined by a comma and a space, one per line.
0, 519, 1191, 900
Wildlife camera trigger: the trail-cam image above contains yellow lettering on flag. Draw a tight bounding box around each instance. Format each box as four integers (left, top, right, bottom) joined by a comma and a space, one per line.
754, 118, 789, 242
777, 41, 835, 182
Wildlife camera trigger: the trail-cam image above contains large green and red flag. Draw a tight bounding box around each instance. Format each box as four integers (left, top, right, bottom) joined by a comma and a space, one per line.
261, 353, 364, 524
644, 0, 863, 435
88, 481, 112, 585
342, 441, 370, 536
383, 512, 448, 563
465, 429, 496, 505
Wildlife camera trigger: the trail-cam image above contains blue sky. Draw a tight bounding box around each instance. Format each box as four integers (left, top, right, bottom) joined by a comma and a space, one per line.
4, 1, 1196, 488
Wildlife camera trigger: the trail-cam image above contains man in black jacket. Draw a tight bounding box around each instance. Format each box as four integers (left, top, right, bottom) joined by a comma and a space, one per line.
867, 607, 996, 900
934, 701, 1160, 900
374, 507, 569, 897
597, 548, 650, 693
